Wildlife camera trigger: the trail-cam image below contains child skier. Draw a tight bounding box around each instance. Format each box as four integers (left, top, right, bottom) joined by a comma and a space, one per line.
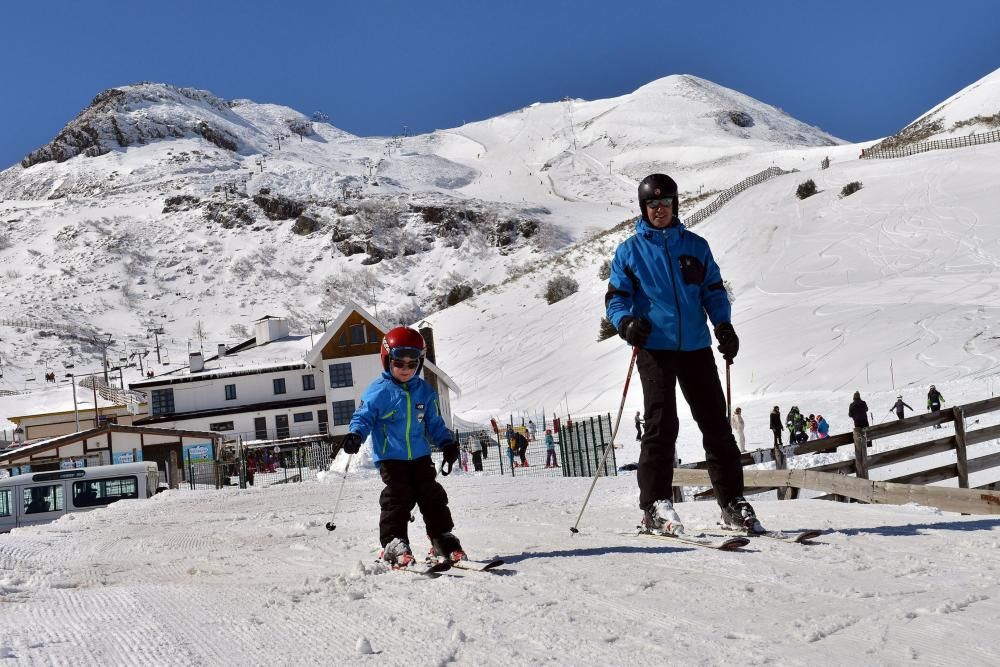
341, 326, 463, 568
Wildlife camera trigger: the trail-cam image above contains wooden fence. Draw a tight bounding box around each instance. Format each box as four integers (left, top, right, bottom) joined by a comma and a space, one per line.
860, 128, 1000, 160
677, 395, 1000, 515
686, 166, 795, 227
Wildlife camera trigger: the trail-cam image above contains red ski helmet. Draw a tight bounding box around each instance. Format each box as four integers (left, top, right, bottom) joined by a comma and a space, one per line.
380, 326, 426, 372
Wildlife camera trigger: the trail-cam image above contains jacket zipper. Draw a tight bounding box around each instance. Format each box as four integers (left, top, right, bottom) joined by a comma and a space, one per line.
663, 230, 683, 350
403, 384, 413, 460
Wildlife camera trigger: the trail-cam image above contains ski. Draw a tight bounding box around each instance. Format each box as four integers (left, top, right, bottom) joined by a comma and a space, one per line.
450, 558, 505, 572
427, 557, 505, 572
378, 559, 452, 577
713, 524, 823, 544
633, 529, 749, 551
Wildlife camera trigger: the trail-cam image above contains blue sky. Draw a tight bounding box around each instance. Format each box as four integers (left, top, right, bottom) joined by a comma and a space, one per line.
2, 0, 999, 169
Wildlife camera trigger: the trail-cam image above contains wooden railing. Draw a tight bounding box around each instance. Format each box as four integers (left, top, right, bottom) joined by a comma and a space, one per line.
685, 166, 795, 227
860, 128, 1000, 160
678, 395, 1000, 515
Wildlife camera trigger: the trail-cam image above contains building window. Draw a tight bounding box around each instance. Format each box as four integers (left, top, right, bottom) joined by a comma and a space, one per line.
318, 409, 329, 435
273, 378, 286, 395
328, 363, 353, 389
293, 412, 313, 423
0, 490, 10, 517
224, 384, 237, 400
350, 324, 365, 345
72, 477, 138, 508
23, 485, 64, 514
367, 327, 379, 343
338, 331, 348, 347
331, 399, 356, 426
254, 417, 268, 440
209, 421, 235, 432
150, 388, 175, 415
302, 374, 316, 391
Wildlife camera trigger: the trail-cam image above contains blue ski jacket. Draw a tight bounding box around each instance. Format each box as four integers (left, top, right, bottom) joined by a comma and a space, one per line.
605, 216, 731, 351
349, 372, 452, 464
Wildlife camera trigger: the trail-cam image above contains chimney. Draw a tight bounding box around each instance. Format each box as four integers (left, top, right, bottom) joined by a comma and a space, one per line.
419, 326, 436, 364
189, 352, 204, 372
217, 343, 227, 358
255, 316, 291, 346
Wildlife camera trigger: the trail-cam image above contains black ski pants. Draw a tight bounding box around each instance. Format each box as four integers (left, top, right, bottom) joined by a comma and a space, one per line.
377, 456, 453, 547
636, 347, 744, 510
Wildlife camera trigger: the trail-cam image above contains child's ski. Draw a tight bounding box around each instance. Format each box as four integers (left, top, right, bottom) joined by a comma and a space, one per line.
427, 557, 505, 572
633, 529, 749, 551
450, 558, 505, 572
378, 559, 452, 577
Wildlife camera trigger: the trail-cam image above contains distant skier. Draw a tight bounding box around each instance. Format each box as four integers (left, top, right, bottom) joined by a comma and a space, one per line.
927, 385, 945, 428
770, 406, 783, 447
341, 327, 464, 567
892, 395, 913, 421
605, 172, 761, 536
634, 411, 643, 440
817, 414, 829, 438
730, 407, 746, 452
849, 391, 870, 429
785, 406, 807, 444
544, 430, 558, 468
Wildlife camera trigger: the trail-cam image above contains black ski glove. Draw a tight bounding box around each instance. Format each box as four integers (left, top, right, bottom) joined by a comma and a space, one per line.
441, 441, 459, 466
619, 317, 652, 348
340, 432, 363, 455
714, 322, 739, 362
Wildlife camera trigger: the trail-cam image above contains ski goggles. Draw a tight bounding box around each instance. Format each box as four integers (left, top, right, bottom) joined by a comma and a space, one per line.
391, 359, 420, 370
389, 346, 423, 360
645, 197, 673, 210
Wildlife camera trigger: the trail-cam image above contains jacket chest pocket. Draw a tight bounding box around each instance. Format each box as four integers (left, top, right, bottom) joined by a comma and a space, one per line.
414, 402, 427, 424
678, 255, 706, 285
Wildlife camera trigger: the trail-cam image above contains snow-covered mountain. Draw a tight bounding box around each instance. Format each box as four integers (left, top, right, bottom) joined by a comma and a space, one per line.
0, 75, 841, 409
870, 67, 1000, 150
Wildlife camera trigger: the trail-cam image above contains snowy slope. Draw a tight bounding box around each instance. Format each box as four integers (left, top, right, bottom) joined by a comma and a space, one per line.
0, 75, 844, 413
0, 469, 998, 664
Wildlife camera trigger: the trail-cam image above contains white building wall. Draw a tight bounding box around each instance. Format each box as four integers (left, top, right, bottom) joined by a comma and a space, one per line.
323, 355, 384, 434
163, 368, 322, 414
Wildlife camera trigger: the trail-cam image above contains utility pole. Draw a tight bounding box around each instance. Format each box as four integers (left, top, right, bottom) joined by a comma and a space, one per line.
92, 334, 113, 386
150, 328, 164, 364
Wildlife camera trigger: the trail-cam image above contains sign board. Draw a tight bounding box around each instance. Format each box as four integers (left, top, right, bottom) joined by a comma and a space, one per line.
183, 443, 215, 465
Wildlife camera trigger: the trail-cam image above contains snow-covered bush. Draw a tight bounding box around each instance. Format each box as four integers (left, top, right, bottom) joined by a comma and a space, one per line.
543, 275, 579, 304
598, 317, 617, 341
840, 181, 863, 197
796, 179, 818, 200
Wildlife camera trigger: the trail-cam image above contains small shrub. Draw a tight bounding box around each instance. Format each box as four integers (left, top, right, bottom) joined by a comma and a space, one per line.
445, 283, 474, 306
543, 275, 579, 305
840, 181, 863, 197
598, 317, 617, 342
796, 179, 818, 200
598, 259, 611, 281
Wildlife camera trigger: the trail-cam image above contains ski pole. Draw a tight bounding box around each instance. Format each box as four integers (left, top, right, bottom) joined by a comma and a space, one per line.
570, 346, 639, 535
325, 453, 354, 531
725, 360, 733, 421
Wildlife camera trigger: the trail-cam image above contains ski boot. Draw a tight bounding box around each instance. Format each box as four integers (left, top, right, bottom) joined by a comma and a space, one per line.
721, 496, 765, 535
428, 532, 467, 562
641, 499, 685, 536
379, 537, 415, 568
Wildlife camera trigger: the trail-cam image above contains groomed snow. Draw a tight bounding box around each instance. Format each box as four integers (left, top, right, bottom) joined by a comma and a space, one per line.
1, 459, 998, 664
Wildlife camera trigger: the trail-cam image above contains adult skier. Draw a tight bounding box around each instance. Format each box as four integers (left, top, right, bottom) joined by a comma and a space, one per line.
849, 391, 870, 429
605, 173, 761, 535
892, 395, 913, 421
927, 385, 945, 428
342, 327, 464, 567
769, 406, 783, 446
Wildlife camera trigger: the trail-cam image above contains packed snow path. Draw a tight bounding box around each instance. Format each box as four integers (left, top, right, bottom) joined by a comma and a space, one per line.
2, 473, 999, 665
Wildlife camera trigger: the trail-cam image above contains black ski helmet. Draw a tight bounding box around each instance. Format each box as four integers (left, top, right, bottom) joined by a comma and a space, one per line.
638, 173, 679, 219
